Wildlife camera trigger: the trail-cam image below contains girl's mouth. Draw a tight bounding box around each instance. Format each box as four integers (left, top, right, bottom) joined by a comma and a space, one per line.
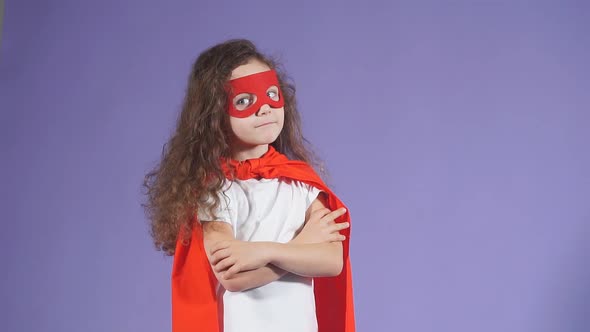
256, 122, 276, 128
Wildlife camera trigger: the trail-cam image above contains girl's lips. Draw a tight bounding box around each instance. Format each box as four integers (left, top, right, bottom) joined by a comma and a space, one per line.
256, 122, 276, 128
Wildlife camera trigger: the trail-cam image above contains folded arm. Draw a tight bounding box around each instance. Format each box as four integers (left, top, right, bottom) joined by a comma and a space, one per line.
208, 196, 349, 280
265, 197, 347, 277
202, 221, 287, 292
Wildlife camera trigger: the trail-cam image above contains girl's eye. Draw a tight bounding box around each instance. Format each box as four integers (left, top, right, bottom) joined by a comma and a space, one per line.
267, 87, 280, 101
233, 93, 256, 111
237, 97, 251, 105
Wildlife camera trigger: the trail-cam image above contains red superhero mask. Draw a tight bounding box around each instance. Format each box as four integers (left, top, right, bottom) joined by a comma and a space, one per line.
227, 70, 284, 118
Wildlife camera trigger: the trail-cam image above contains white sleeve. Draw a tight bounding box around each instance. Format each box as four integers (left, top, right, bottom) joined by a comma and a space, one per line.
197, 185, 234, 226
304, 183, 323, 210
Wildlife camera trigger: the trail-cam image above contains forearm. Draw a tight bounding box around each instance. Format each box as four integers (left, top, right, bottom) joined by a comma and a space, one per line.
266, 242, 343, 277
223, 263, 287, 292
203, 222, 288, 292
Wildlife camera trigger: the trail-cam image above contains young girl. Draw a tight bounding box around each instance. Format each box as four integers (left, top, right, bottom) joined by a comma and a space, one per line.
143, 39, 355, 332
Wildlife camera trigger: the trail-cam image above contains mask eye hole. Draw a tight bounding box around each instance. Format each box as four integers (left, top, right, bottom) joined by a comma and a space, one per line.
266, 86, 280, 102
233, 93, 257, 111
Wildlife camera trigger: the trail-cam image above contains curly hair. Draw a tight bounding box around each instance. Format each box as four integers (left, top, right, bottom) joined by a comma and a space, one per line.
142, 39, 326, 255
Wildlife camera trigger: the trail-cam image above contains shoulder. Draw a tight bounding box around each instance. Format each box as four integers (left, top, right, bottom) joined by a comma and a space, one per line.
308, 195, 327, 209
304, 194, 328, 222
215, 179, 241, 199
288, 179, 320, 192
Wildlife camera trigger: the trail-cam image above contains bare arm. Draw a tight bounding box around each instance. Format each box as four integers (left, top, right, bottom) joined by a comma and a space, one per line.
266, 197, 347, 277
265, 241, 343, 277
202, 221, 287, 292
211, 198, 349, 279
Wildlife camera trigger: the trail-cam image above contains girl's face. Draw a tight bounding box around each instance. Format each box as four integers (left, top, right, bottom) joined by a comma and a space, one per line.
227, 59, 285, 156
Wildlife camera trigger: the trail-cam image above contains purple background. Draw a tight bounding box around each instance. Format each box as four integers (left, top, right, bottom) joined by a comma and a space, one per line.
1, 1, 589, 331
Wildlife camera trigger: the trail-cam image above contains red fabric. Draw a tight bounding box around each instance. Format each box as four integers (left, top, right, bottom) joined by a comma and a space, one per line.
172, 146, 355, 331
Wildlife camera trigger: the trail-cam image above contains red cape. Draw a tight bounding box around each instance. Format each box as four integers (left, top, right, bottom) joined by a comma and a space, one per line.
172, 146, 355, 331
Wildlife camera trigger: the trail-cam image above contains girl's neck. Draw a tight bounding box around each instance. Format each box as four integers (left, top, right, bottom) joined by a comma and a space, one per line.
231, 144, 269, 161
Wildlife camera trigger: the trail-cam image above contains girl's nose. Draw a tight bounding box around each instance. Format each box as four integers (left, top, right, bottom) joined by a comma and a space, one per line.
257, 104, 272, 115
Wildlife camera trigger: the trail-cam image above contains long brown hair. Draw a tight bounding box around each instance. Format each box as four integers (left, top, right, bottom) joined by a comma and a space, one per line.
143, 39, 326, 255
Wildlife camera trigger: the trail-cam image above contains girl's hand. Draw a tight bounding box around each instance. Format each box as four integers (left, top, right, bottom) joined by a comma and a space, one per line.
292, 207, 349, 244
209, 241, 271, 280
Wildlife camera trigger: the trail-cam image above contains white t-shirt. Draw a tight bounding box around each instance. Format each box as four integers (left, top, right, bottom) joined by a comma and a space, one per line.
198, 177, 322, 332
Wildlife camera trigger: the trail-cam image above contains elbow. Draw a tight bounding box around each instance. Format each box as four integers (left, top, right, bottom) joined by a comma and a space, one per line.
327, 257, 344, 277
220, 276, 257, 292
225, 283, 244, 293
323, 243, 344, 277
318, 251, 343, 277
318, 260, 342, 277
220, 279, 246, 292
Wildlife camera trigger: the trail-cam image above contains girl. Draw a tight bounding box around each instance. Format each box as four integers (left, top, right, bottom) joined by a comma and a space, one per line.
143, 39, 355, 332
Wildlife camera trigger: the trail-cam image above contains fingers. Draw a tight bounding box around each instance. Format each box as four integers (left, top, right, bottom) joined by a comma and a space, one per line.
332, 222, 350, 232
328, 222, 349, 241
214, 256, 237, 272
310, 208, 331, 221
210, 248, 230, 265
310, 207, 347, 224
210, 240, 231, 255
330, 233, 347, 242
224, 264, 242, 279
322, 208, 347, 223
